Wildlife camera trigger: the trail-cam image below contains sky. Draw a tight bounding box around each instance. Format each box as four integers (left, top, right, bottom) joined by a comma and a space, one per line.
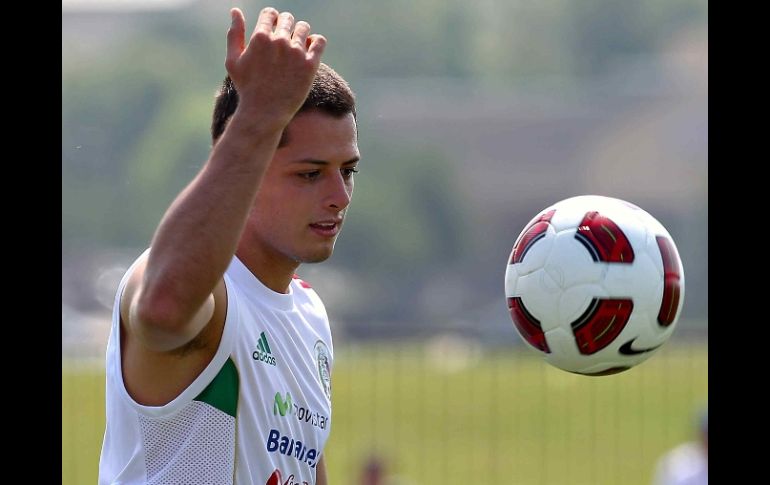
62, 0, 196, 12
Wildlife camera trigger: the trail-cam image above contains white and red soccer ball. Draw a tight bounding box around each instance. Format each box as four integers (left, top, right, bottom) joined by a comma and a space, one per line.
504, 195, 684, 375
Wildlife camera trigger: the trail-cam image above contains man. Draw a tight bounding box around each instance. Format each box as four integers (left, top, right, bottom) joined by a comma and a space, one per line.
98, 7, 358, 484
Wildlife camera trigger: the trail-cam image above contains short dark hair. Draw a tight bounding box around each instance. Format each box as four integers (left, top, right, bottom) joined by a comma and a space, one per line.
211, 62, 356, 144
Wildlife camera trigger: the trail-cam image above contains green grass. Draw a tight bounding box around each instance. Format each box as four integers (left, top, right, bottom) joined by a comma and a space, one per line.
62, 361, 107, 483
63, 342, 707, 485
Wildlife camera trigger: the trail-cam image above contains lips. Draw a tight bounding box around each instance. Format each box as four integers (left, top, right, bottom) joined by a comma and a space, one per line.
309, 220, 341, 237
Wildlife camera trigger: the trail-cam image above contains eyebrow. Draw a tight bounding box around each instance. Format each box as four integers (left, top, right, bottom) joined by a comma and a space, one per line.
292, 157, 360, 166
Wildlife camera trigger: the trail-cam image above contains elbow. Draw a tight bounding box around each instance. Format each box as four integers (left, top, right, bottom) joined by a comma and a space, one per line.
133, 289, 186, 330
130, 290, 193, 351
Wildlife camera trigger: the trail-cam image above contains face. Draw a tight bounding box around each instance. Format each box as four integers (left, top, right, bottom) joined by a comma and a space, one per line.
244, 110, 359, 271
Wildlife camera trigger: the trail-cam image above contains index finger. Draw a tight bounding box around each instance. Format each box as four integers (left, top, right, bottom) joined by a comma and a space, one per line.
253, 7, 279, 36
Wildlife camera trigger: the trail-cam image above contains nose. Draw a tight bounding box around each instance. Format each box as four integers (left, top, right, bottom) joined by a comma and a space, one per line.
327, 172, 352, 211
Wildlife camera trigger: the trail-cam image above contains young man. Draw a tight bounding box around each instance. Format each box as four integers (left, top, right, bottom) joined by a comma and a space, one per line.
98, 7, 358, 484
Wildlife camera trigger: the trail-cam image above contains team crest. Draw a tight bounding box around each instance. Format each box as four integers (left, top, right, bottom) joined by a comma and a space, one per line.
314, 340, 332, 400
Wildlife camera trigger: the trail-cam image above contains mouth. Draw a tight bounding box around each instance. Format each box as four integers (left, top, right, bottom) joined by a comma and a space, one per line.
309, 220, 342, 238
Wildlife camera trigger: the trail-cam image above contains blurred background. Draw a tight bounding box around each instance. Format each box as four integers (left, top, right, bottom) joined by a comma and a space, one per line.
62, 0, 707, 483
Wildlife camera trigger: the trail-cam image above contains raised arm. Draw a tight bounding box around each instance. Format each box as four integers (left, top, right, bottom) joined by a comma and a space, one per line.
125, 7, 326, 352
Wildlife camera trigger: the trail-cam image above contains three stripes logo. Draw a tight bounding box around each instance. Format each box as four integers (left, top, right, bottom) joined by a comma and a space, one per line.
252, 331, 277, 366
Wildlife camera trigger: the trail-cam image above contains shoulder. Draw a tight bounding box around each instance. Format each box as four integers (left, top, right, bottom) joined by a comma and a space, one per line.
291, 274, 326, 310
292, 273, 314, 290
291, 274, 332, 337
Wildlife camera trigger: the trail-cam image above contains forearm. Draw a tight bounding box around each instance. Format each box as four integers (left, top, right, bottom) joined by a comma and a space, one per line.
139, 113, 283, 325
132, 5, 325, 335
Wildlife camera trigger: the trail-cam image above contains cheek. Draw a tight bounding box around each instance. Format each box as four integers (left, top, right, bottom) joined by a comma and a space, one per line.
255, 180, 290, 208
254, 189, 308, 229
250, 192, 285, 227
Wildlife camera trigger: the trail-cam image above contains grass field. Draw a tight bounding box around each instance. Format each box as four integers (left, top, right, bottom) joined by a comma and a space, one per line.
63, 341, 707, 485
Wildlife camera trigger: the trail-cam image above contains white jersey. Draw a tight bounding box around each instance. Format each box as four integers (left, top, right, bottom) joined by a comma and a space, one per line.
99, 253, 334, 485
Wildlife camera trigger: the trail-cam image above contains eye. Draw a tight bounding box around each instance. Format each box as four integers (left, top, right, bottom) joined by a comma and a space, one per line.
299, 171, 321, 181
341, 167, 359, 179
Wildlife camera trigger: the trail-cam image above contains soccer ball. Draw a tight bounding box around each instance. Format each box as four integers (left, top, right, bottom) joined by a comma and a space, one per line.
504, 195, 684, 376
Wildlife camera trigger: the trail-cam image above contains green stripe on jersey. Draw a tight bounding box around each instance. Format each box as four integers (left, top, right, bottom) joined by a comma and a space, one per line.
194, 358, 239, 417
261, 332, 271, 354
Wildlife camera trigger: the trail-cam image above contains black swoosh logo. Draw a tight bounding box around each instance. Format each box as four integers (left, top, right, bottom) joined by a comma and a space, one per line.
619, 338, 662, 356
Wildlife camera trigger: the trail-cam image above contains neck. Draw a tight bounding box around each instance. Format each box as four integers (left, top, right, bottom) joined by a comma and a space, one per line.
234, 247, 300, 294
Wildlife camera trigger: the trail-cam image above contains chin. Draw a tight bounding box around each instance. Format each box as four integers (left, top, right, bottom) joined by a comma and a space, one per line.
300, 255, 332, 264
295, 245, 336, 264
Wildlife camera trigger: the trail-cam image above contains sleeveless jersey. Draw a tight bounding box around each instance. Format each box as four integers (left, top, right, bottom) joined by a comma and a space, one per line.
98, 252, 334, 484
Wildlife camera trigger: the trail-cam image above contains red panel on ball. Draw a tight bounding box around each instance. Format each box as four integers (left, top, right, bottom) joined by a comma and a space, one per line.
571, 298, 633, 355
510, 209, 556, 264
575, 211, 635, 263
656, 236, 682, 326
508, 297, 551, 353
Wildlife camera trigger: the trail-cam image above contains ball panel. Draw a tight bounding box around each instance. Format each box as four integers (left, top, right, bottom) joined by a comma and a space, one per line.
507, 297, 550, 353
548, 231, 606, 287
510, 209, 556, 264
569, 298, 633, 355
603, 250, 659, 304
558, 284, 606, 328
574, 211, 635, 263
510, 225, 556, 277
504, 263, 519, 297
514, 268, 561, 329
655, 235, 684, 326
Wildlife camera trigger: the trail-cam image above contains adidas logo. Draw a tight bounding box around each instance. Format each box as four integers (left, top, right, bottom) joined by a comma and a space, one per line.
252, 331, 277, 366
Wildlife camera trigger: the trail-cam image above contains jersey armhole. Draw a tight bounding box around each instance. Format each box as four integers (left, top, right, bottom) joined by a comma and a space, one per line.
109, 267, 241, 418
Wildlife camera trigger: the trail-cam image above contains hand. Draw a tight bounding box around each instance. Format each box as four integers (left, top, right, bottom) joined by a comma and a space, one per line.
225, 7, 327, 130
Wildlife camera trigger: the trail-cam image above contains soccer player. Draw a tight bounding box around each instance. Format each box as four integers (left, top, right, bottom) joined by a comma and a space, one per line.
98, 7, 358, 484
